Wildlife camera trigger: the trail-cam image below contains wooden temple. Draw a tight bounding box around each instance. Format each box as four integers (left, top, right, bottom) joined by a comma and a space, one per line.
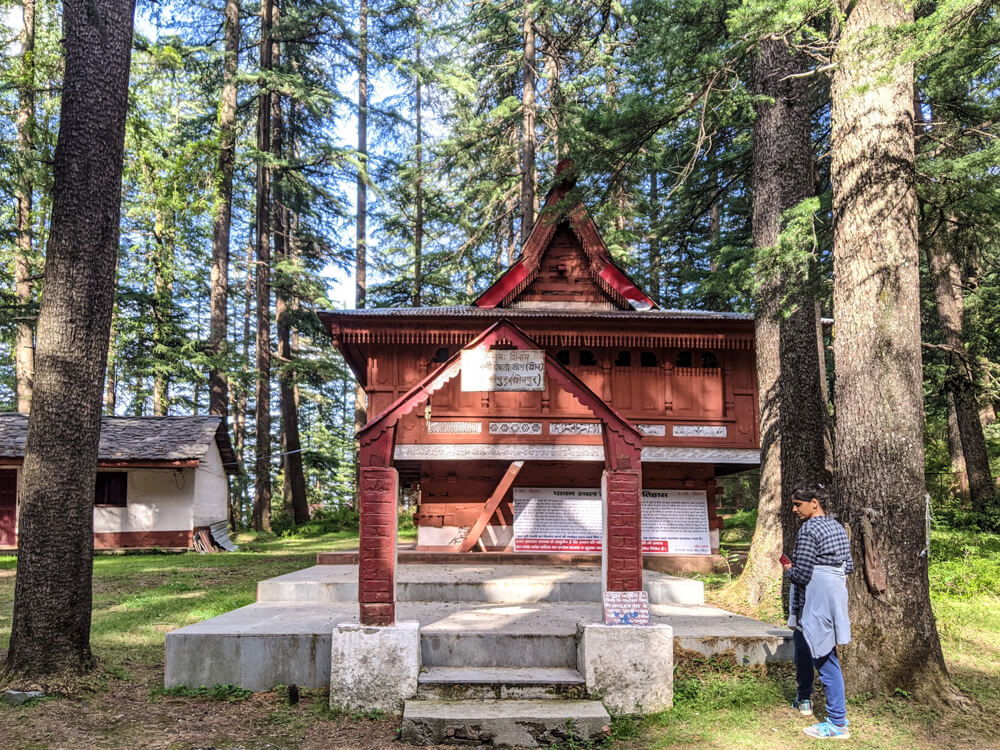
320, 165, 760, 625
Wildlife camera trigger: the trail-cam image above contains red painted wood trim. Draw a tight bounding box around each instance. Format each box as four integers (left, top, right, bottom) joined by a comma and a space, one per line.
93, 530, 194, 549
597, 264, 656, 310
473, 259, 532, 308
459, 461, 524, 553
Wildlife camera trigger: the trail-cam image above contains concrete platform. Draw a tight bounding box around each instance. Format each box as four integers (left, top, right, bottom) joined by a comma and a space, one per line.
164, 599, 792, 690
256, 563, 705, 605
400, 698, 610, 748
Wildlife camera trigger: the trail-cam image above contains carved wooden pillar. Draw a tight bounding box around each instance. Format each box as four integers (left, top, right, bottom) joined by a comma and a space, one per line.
601, 427, 643, 594
358, 425, 398, 625
603, 468, 643, 593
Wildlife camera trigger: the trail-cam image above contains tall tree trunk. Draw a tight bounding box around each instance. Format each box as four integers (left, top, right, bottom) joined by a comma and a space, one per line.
413, 13, 423, 308
352, 0, 369, 506
253, 0, 274, 532
272, 23, 309, 526
520, 6, 536, 245
233, 240, 254, 527
946, 399, 969, 500
649, 167, 660, 303
152, 213, 174, 416
738, 40, 825, 614
926, 224, 997, 522
105, 308, 118, 415
4, 0, 136, 678
209, 0, 240, 418
15, 0, 36, 414
830, 0, 948, 695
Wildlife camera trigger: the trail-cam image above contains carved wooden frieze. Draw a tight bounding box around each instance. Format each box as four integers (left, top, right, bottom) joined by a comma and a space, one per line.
394, 443, 760, 465
636, 424, 666, 436
427, 421, 482, 434
642, 446, 758, 463
489, 421, 543, 435
395, 443, 605, 461
672, 425, 727, 438
549, 422, 602, 435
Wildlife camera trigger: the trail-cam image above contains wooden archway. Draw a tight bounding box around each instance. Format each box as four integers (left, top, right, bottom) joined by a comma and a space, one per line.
355, 319, 644, 625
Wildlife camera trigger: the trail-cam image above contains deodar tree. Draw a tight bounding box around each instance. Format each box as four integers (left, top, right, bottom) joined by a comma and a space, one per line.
5, 0, 136, 676
830, 0, 949, 694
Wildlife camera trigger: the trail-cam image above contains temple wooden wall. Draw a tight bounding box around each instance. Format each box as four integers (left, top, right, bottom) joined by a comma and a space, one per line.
365, 343, 758, 451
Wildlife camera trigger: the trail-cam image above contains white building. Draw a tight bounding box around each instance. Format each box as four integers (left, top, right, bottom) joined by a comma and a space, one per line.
0, 414, 240, 550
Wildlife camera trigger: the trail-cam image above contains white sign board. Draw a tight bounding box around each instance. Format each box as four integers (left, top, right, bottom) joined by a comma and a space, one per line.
512, 487, 711, 554
604, 590, 651, 625
461, 349, 545, 392
640, 489, 712, 554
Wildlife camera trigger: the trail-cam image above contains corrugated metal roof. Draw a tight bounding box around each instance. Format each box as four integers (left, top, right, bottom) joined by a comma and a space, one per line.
320, 306, 754, 322
0, 414, 241, 475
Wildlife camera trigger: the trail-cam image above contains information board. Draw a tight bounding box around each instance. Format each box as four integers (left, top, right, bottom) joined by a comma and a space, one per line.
512, 487, 603, 551
461, 349, 545, 392
512, 487, 711, 554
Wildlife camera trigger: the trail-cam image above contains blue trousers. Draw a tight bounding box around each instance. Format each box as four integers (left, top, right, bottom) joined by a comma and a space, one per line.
794, 627, 847, 726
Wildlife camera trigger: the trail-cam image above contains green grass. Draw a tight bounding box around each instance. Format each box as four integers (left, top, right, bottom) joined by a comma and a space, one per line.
0, 527, 413, 667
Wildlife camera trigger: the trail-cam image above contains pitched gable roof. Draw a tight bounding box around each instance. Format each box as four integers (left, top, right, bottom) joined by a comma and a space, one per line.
0, 414, 241, 475
474, 160, 658, 311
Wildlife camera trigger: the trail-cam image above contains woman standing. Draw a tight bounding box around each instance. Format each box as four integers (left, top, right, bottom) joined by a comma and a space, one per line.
782, 483, 854, 740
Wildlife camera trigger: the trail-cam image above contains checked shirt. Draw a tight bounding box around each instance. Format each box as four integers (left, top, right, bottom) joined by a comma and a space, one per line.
787, 515, 854, 620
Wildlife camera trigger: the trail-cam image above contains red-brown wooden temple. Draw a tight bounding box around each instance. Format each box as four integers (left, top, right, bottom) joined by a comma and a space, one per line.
320, 166, 760, 625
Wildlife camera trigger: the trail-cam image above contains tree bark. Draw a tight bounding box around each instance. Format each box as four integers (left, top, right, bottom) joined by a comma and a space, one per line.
925, 226, 996, 521
152, 211, 174, 416
738, 40, 828, 614
15, 0, 36, 414
5, 0, 136, 678
253, 0, 274, 532
520, 6, 536, 245
209, 0, 240, 418
830, 0, 948, 695
352, 0, 369, 506
413, 11, 423, 308
272, 19, 309, 526
946, 399, 969, 500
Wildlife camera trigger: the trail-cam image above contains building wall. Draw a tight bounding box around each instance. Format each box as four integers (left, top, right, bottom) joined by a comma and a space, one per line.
192, 441, 229, 528
93, 468, 194, 535
4, 458, 229, 549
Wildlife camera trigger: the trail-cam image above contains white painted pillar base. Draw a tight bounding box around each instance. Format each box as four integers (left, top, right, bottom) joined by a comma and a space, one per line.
578, 623, 674, 715
329, 620, 420, 713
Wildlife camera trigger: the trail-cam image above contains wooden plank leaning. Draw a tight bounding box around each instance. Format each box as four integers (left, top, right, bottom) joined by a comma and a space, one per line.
458, 460, 524, 553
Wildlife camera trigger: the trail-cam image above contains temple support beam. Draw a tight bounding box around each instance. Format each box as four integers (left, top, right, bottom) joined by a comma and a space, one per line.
459, 460, 524, 553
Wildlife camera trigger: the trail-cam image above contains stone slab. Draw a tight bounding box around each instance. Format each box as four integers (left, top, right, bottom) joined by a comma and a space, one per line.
329, 620, 420, 714
401, 699, 610, 748
579, 623, 674, 715
164, 603, 350, 690
257, 564, 704, 605
421, 630, 577, 668
416, 667, 585, 700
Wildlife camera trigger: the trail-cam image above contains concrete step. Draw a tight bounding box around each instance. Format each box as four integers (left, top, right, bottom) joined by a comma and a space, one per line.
257, 563, 704, 605
401, 698, 610, 748
421, 629, 577, 668
416, 666, 586, 700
